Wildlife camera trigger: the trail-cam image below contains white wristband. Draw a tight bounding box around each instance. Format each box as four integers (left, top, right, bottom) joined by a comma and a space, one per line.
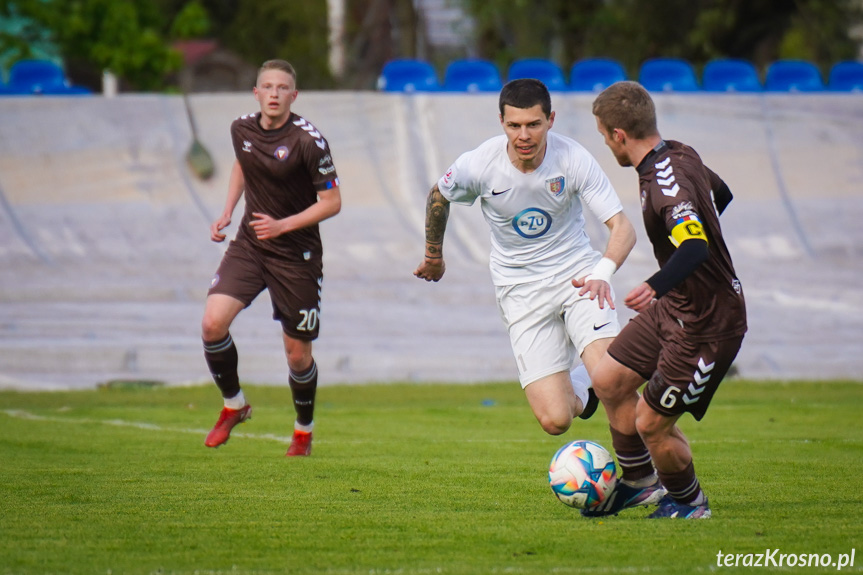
585, 257, 617, 284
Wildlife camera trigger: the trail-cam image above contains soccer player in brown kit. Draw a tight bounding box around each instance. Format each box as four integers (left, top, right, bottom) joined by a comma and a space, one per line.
586, 81, 746, 518
201, 59, 341, 456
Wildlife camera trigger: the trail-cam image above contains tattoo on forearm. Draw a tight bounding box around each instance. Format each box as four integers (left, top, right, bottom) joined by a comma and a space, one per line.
424, 184, 449, 259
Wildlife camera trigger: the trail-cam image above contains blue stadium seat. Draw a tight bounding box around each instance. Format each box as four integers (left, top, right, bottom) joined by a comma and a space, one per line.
828, 60, 863, 92
377, 59, 439, 92
764, 60, 823, 92
0, 85, 41, 96
639, 58, 699, 92
507, 58, 568, 91
3, 59, 92, 96
8, 59, 66, 93
443, 59, 502, 92
702, 58, 762, 92
569, 58, 626, 92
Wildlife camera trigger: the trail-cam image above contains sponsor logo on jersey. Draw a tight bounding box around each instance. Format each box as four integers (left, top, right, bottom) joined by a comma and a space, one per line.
671, 201, 697, 220
732, 278, 742, 294
274, 146, 289, 161
242, 140, 253, 153
318, 165, 335, 175
293, 117, 327, 150
641, 189, 648, 211
210, 273, 220, 288
318, 154, 332, 166
512, 207, 552, 239
491, 187, 512, 196
545, 176, 565, 197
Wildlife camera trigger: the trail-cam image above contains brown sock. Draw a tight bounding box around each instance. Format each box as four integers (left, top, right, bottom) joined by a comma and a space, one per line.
203, 334, 240, 399
289, 359, 318, 426
609, 425, 655, 482
656, 459, 702, 504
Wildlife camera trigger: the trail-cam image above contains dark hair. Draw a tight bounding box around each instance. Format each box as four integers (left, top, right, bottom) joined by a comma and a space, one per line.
592, 81, 658, 139
499, 78, 552, 118
258, 59, 297, 85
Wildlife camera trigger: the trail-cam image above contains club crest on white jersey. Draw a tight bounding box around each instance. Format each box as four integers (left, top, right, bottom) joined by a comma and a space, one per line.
546, 176, 565, 197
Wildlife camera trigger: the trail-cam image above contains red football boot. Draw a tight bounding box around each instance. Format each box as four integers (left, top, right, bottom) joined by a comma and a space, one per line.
286, 430, 312, 456
204, 405, 252, 447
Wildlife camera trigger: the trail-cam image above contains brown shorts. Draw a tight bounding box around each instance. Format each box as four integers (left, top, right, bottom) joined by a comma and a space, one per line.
608, 306, 743, 421
208, 240, 323, 341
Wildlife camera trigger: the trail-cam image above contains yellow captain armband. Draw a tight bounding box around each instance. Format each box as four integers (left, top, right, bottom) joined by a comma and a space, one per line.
668, 219, 707, 248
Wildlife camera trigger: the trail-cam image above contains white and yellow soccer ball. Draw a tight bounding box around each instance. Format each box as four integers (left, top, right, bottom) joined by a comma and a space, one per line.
548, 440, 618, 509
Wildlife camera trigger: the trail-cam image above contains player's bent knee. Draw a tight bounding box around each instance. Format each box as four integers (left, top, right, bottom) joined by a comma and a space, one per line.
287, 350, 313, 371
537, 412, 572, 436
283, 336, 313, 371
590, 374, 615, 401
634, 414, 657, 441
634, 399, 670, 441
591, 373, 628, 404
201, 314, 229, 341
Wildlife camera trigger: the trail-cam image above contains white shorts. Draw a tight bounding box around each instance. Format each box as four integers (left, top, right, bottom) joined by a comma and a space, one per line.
495, 269, 620, 388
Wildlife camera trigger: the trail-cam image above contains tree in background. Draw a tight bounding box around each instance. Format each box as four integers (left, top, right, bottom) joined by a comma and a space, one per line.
147, 0, 332, 88
0, 0, 330, 91
464, 0, 862, 79
201, 0, 334, 89
687, 0, 861, 69
339, 0, 420, 89
775, 0, 861, 64
0, 0, 204, 91
2, 0, 861, 90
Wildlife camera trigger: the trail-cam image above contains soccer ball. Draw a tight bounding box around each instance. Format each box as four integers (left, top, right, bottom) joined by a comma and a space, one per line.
548, 440, 618, 509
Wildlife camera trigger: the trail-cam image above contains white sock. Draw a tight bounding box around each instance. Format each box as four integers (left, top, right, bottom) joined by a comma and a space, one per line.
622, 472, 658, 489
224, 390, 246, 410
295, 420, 314, 434
689, 490, 706, 506
570, 363, 591, 412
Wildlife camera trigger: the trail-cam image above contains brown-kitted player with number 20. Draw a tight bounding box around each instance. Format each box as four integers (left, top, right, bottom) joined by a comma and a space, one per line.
200, 59, 341, 457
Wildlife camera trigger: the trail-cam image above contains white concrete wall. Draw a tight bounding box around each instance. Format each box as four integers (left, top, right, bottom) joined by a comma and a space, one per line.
0, 92, 861, 388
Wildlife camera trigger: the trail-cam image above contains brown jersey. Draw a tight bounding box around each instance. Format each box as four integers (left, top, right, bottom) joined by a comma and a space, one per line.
636, 140, 746, 341
231, 111, 339, 263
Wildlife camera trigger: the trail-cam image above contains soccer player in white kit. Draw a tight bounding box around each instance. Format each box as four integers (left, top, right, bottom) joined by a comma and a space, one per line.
414, 79, 636, 435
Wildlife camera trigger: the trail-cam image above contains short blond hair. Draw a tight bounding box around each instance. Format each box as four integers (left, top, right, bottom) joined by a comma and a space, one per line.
257, 59, 297, 85
592, 81, 658, 139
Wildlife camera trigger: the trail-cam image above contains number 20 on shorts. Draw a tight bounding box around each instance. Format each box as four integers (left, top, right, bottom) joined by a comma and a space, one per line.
297, 309, 318, 332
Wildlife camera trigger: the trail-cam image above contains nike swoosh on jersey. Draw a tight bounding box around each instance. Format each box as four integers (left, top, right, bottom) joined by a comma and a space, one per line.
491, 188, 512, 196
593, 322, 612, 331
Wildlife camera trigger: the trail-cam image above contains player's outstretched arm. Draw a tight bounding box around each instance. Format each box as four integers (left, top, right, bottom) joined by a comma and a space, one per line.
211, 159, 246, 242
413, 184, 450, 282
572, 211, 637, 309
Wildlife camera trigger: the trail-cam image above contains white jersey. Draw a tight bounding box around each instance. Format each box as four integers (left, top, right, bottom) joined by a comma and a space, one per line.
438, 132, 623, 286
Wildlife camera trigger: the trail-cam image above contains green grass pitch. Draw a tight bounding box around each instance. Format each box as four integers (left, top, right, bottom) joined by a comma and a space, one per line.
1, 379, 861, 574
